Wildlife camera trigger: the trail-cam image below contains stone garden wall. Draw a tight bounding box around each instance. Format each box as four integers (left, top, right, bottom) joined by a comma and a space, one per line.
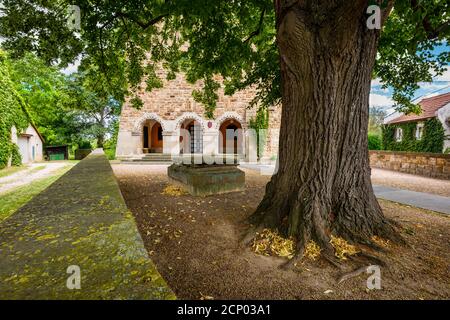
369, 150, 450, 180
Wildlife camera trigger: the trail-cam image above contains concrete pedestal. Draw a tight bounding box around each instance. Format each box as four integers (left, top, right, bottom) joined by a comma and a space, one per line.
167, 164, 245, 196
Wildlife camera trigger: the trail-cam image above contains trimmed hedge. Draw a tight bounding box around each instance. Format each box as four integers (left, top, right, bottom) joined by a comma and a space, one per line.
382, 118, 445, 153
0, 51, 30, 169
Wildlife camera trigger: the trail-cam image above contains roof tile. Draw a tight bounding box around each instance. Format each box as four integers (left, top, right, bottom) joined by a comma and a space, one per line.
387, 92, 450, 124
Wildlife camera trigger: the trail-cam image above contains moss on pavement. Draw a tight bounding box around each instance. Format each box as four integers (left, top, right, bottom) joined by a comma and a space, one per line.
0, 165, 73, 221
0, 152, 175, 300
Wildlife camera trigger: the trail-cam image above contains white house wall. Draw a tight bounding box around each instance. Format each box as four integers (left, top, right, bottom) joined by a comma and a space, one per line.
437, 102, 450, 152
9, 124, 44, 165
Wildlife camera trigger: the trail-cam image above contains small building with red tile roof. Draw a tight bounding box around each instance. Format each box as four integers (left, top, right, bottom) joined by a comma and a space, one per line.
384, 92, 450, 153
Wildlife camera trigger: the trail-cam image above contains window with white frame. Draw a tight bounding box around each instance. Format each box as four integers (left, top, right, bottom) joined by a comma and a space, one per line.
395, 127, 403, 142
415, 122, 424, 140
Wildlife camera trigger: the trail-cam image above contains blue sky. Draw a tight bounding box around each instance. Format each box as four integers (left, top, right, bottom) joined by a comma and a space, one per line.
370, 43, 450, 116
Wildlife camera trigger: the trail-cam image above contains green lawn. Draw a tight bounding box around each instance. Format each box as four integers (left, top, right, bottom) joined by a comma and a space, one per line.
0, 165, 74, 221
0, 166, 28, 179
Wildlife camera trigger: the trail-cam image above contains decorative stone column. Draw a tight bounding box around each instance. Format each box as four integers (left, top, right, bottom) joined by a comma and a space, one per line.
202, 131, 219, 156
115, 130, 142, 157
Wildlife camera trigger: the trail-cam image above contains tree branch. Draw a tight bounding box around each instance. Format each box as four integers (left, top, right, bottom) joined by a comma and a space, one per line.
243, 8, 266, 43
115, 12, 168, 30
410, 0, 450, 40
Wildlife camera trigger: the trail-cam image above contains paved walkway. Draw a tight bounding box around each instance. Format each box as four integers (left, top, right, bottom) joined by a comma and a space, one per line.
371, 168, 450, 197
0, 162, 71, 194
373, 185, 450, 214
239, 163, 450, 215
0, 151, 175, 299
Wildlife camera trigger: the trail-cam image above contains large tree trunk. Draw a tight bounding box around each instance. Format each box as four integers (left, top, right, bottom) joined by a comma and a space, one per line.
249, 1, 401, 257
97, 134, 105, 148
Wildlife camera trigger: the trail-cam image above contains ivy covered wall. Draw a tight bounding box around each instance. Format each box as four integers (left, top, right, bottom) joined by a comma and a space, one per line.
0, 51, 31, 169
382, 117, 445, 153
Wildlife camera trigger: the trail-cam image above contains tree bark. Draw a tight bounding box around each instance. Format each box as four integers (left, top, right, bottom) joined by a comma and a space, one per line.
249, 0, 401, 255
97, 134, 105, 148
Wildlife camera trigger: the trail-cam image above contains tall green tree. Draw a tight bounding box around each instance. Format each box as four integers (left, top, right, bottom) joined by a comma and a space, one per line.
66, 62, 124, 147
369, 107, 387, 135
1, 0, 448, 262
7, 53, 86, 146
6, 52, 122, 148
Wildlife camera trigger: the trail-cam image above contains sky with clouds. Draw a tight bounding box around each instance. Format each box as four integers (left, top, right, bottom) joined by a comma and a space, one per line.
370, 43, 450, 117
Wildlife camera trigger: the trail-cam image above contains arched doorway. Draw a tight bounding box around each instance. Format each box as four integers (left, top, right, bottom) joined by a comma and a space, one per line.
143, 120, 163, 153
219, 119, 243, 154
180, 119, 203, 154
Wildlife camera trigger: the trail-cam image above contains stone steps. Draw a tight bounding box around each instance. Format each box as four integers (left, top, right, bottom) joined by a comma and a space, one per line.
120, 153, 173, 164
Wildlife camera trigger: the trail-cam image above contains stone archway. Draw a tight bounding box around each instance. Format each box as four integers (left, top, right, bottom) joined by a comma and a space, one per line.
174, 113, 205, 154
219, 119, 243, 154
142, 120, 164, 153
133, 113, 166, 154
215, 112, 246, 130
179, 118, 203, 154
174, 112, 206, 131
133, 112, 167, 133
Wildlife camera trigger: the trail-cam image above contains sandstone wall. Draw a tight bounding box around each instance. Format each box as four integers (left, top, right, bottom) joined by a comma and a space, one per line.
117, 63, 281, 159
369, 150, 450, 180
119, 67, 259, 132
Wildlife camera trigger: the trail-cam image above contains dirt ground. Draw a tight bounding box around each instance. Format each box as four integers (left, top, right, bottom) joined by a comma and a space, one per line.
371, 168, 450, 197
113, 164, 450, 300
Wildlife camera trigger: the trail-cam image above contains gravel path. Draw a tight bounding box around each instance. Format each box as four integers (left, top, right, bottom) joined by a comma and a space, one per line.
0, 162, 71, 195
371, 168, 450, 197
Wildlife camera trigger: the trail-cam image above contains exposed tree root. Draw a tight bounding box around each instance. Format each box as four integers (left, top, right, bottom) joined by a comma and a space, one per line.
337, 266, 370, 284
355, 251, 387, 267
240, 224, 265, 247
245, 215, 394, 272
244, 181, 405, 272
279, 238, 306, 270
321, 252, 343, 269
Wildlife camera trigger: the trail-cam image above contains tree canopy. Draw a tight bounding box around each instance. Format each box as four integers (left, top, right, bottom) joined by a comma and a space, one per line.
4, 51, 122, 148
0, 0, 448, 115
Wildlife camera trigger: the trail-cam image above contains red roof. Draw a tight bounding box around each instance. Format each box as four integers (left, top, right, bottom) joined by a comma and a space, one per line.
387, 92, 450, 124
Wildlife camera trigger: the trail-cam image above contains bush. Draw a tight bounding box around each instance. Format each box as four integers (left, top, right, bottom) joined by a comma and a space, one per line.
103, 120, 118, 160
368, 133, 382, 150
77, 140, 92, 149
104, 148, 116, 160
0, 141, 10, 170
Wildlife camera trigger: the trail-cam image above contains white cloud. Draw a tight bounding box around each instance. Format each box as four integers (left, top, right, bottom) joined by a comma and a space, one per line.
371, 78, 383, 86
369, 93, 394, 109
61, 58, 81, 75
371, 78, 389, 94
433, 67, 450, 82
417, 81, 450, 91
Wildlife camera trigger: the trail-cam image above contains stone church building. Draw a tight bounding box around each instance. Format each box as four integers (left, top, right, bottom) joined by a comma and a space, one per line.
116, 66, 281, 162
